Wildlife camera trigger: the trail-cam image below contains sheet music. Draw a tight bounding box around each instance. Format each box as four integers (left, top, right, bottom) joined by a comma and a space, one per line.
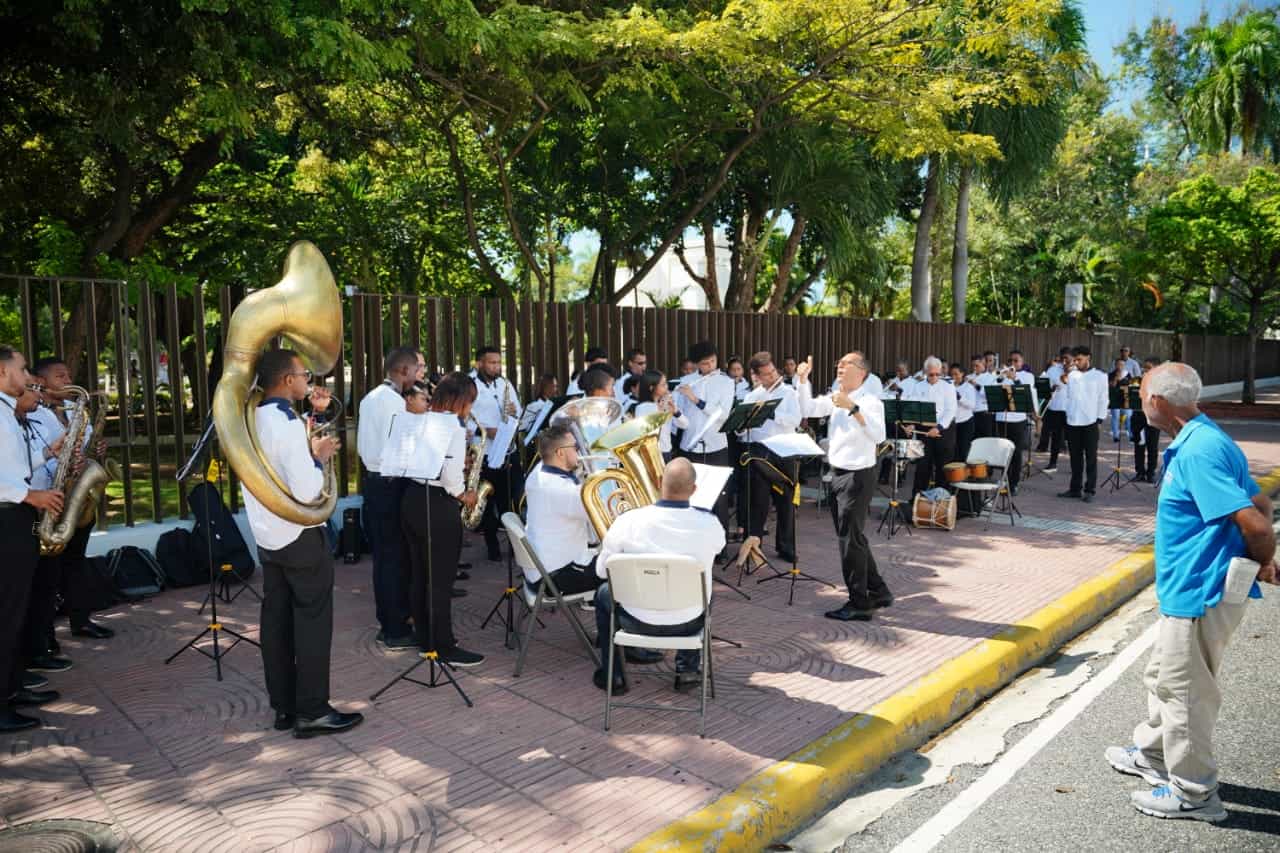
377, 411, 454, 480
523, 400, 553, 446
690, 463, 734, 511
487, 415, 519, 468
686, 406, 724, 449
763, 432, 825, 459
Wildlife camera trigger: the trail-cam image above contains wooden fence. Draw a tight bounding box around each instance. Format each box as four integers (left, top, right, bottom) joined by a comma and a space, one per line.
1, 277, 1267, 527
1181, 334, 1280, 387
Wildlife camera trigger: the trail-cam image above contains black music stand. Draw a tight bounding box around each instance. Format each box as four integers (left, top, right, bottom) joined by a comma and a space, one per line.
718, 399, 780, 586
1101, 385, 1142, 494
752, 438, 837, 605
371, 422, 473, 708
982, 385, 1030, 515
1025, 377, 1055, 482
876, 399, 912, 539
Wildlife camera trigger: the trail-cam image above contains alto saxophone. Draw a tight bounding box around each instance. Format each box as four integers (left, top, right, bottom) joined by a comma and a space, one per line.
75, 392, 117, 528
460, 431, 494, 530
36, 386, 107, 555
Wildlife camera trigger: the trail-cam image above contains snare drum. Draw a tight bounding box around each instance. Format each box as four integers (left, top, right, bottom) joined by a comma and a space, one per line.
943, 462, 968, 484
895, 438, 925, 460
967, 462, 989, 480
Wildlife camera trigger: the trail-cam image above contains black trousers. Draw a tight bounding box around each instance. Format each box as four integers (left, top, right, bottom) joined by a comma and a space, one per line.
686, 446, 732, 536
58, 521, 96, 628
954, 419, 975, 467
402, 484, 462, 652
362, 473, 411, 639
1067, 422, 1100, 494
744, 443, 797, 558
1130, 413, 1161, 477
913, 426, 956, 496
0, 506, 39, 705
24, 521, 95, 658
258, 527, 334, 719
830, 466, 890, 610
527, 562, 602, 598
1039, 409, 1066, 467
480, 457, 522, 556
974, 412, 996, 439
996, 419, 1029, 491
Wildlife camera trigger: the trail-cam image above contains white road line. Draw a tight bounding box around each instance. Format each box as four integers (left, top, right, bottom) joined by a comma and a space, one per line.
890, 619, 1160, 853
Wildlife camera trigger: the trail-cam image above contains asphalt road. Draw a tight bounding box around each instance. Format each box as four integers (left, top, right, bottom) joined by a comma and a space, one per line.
787, 578, 1280, 853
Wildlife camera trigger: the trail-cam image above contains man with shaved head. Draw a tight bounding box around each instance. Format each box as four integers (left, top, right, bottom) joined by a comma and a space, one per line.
591, 458, 726, 694
1105, 362, 1276, 823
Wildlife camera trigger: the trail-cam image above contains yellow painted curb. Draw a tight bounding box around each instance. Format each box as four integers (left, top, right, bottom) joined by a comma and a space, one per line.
632, 466, 1280, 853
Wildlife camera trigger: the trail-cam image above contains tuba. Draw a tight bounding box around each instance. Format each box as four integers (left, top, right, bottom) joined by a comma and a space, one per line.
36, 386, 107, 555
460, 431, 494, 530
580, 412, 669, 538
549, 397, 622, 478
212, 241, 341, 526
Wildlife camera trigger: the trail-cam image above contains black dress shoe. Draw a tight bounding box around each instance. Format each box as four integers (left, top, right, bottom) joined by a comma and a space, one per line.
1057, 490, 1082, 499
872, 595, 894, 609
624, 648, 664, 665
28, 655, 72, 673
274, 711, 296, 731
451, 586, 468, 598
71, 621, 115, 640
441, 646, 485, 667
1082, 493, 1095, 503
824, 604, 874, 622
455, 570, 471, 582
592, 668, 628, 695
0, 709, 40, 732
22, 671, 49, 690
673, 671, 702, 693
11, 688, 59, 707
457, 562, 473, 571
294, 710, 364, 739
379, 633, 416, 650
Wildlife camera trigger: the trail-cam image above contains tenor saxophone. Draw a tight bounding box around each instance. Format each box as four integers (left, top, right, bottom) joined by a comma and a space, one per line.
36, 386, 106, 555
460, 431, 494, 530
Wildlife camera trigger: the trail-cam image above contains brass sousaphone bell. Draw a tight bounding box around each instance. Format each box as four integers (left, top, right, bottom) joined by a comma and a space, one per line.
580, 412, 669, 538
212, 241, 342, 526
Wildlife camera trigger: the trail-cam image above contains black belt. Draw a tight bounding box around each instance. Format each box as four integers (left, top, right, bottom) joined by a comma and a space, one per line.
0, 501, 28, 510
830, 465, 874, 476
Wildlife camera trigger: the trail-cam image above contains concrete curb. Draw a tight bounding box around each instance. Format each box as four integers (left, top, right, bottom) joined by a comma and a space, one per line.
631, 468, 1280, 853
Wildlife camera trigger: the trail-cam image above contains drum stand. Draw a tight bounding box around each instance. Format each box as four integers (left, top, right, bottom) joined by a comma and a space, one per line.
876, 427, 912, 539
1102, 420, 1141, 494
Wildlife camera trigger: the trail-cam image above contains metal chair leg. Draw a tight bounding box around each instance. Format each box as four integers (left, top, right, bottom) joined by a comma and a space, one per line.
513, 590, 542, 677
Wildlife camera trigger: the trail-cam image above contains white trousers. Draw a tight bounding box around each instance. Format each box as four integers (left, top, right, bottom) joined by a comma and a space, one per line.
1133, 602, 1247, 801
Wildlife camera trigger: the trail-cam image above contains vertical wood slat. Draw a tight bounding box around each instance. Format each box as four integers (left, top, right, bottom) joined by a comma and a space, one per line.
334, 294, 349, 498
389, 295, 403, 348
572, 303, 586, 380
164, 284, 189, 518
488, 298, 502, 358
85, 283, 107, 528
351, 296, 368, 421
408, 298, 422, 352
113, 283, 135, 525
458, 297, 472, 370
368, 294, 385, 390
441, 299, 456, 374
505, 299, 522, 399
137, 289, 163, 523
49, 280, 64, 359
20, 278, 36, 361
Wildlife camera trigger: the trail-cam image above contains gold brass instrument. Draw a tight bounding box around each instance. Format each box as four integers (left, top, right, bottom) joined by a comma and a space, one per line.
461, 432, 494, 529
74, 392, 117, 529
580, 412, 669, 538
36, 386, 97, 555
550, 396, 622, 478
212, 241, 341, 526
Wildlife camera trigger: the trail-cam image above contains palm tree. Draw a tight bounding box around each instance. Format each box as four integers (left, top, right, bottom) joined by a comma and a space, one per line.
1185, 10, 1280, 157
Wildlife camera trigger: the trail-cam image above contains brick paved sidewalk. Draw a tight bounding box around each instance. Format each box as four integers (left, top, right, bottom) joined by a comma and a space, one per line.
2, 423, 1277, 852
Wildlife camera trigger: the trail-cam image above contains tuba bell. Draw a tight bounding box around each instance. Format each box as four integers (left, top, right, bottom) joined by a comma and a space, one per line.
580, 412, 669, 538
212, 241, 342, 526
549, 396, 622, 478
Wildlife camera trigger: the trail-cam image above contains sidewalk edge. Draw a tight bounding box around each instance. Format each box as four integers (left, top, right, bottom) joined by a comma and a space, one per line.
631, 468, 1280, 853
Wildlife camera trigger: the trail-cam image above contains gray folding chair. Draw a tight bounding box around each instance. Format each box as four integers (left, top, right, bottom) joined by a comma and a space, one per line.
952, 437, 1016, 529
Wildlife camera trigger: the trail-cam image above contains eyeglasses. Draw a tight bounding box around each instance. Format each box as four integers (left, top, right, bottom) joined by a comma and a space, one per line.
556, 443, 577, 453
290, 369, 313, 381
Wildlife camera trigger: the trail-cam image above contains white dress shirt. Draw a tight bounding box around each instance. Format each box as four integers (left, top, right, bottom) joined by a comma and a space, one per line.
739, 381, 801, 443
730, 376, 751, 402
883, 375, 915, 399
995, 369, 1039, 423
954, 381, 977, 424
471, 374, 522, 431
614, 373, 642, 404
357, 382, 405, 474
242, 398, 325, 551
633, 402, 688, 454
676, 370, 736, 454
596, 500, 726, 625
22, 415, 58, 490
519, 398, 550, 433
798, 380, 886, 471
909, 378, 956, 429
968, 371, 996, 413
0, 391, 33, 504
860, 373, 884, 399
1122, 356, 1142, 378
1063, 367, 1110, 426
1044, 364, 1068, 412
420, 419, 466, 497
524, 463, 595, 580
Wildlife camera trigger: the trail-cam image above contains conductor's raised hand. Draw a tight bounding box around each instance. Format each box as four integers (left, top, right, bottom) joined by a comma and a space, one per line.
796, 356, 813, 384
310, 434, 340, 463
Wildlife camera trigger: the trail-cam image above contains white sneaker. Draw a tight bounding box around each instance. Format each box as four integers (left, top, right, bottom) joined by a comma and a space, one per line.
1131, 785, 1227, 823
1105, 745, 1169, 785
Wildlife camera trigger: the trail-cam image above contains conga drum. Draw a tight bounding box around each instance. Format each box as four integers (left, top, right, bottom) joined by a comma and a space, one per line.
943, 462, 968, 484
967, 462, 989, 481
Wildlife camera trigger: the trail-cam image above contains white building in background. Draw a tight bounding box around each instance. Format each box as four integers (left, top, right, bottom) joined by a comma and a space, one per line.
614, 230, 731, 310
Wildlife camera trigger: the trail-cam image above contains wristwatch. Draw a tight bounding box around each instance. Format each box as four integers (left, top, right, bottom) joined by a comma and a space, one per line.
851, 403, 860, 415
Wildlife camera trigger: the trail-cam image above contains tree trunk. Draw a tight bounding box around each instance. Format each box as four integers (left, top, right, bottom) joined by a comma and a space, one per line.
763, 215, 807, 313
1245, 310, 1260, 405
951, 164, 972, 325
441, 120, 513, 299
911, 155, 941, 322
701, 216, 720, 309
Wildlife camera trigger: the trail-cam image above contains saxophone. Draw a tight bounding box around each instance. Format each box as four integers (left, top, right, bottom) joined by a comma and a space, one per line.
460, 431, 494, 530
37, 386, 108, 555
75, 393, 117, 528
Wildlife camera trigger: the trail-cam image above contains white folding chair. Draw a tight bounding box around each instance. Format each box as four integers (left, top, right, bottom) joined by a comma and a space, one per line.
501, 512, 600, 677
603, 553, 714, 737
951, 437, 1016, 529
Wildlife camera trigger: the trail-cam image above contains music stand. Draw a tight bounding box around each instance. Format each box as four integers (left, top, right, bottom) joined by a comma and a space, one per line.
1101, 384, 1141, 494
982, 385, 1030, 515
719, 399, 781, 586
876, 399, 912, 539
1025, 377, 1055, 482
752, 433, 836, 605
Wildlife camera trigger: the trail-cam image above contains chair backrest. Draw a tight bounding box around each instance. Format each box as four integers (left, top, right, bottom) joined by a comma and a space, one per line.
967, 437, 1015, 470
605, 553, 706, 615
502, 512, 546, 579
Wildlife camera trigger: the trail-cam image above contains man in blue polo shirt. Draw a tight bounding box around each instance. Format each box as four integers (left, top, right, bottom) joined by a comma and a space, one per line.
1105, 363, 1276, 822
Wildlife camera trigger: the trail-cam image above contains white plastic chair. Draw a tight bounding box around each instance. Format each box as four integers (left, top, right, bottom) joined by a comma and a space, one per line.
502, 512, 600, 677
603, 553, 714, 737
951, 437, 1016, 529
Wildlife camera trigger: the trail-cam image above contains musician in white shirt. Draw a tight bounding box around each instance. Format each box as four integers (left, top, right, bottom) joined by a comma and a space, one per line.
1037, 347, 1072, 471
1118, 345, 1142, 380
633, 371, 688, 460
518, 374, 559, 434
909, 357, 956, 498
994, 350, 1039, 496
565, 346, 609, 396
883, 361, 915, 399
951, 362, 977, 465
739, 351, 803, 562
1058, 345, 1110, 502
614, 348, 647, 404
523, 424, 601, 596
355, 346, 419, 649
399, 372, 485, 667
592, 458, 726, 694
967, 356, 998, 438
242, 349, 363, 738
797, 353, 892, 622
675, 340, 736, 534
726, 357, 751, 402
471, 344, 523, 562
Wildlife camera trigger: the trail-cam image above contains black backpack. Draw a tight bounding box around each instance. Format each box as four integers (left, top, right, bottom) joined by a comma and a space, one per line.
104, 546, 166, 598
188, 481, 255, 582
155, 528, 209, 588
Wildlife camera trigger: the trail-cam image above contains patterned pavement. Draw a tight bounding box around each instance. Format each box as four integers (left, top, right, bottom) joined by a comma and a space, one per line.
2, 421, 1277, 852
